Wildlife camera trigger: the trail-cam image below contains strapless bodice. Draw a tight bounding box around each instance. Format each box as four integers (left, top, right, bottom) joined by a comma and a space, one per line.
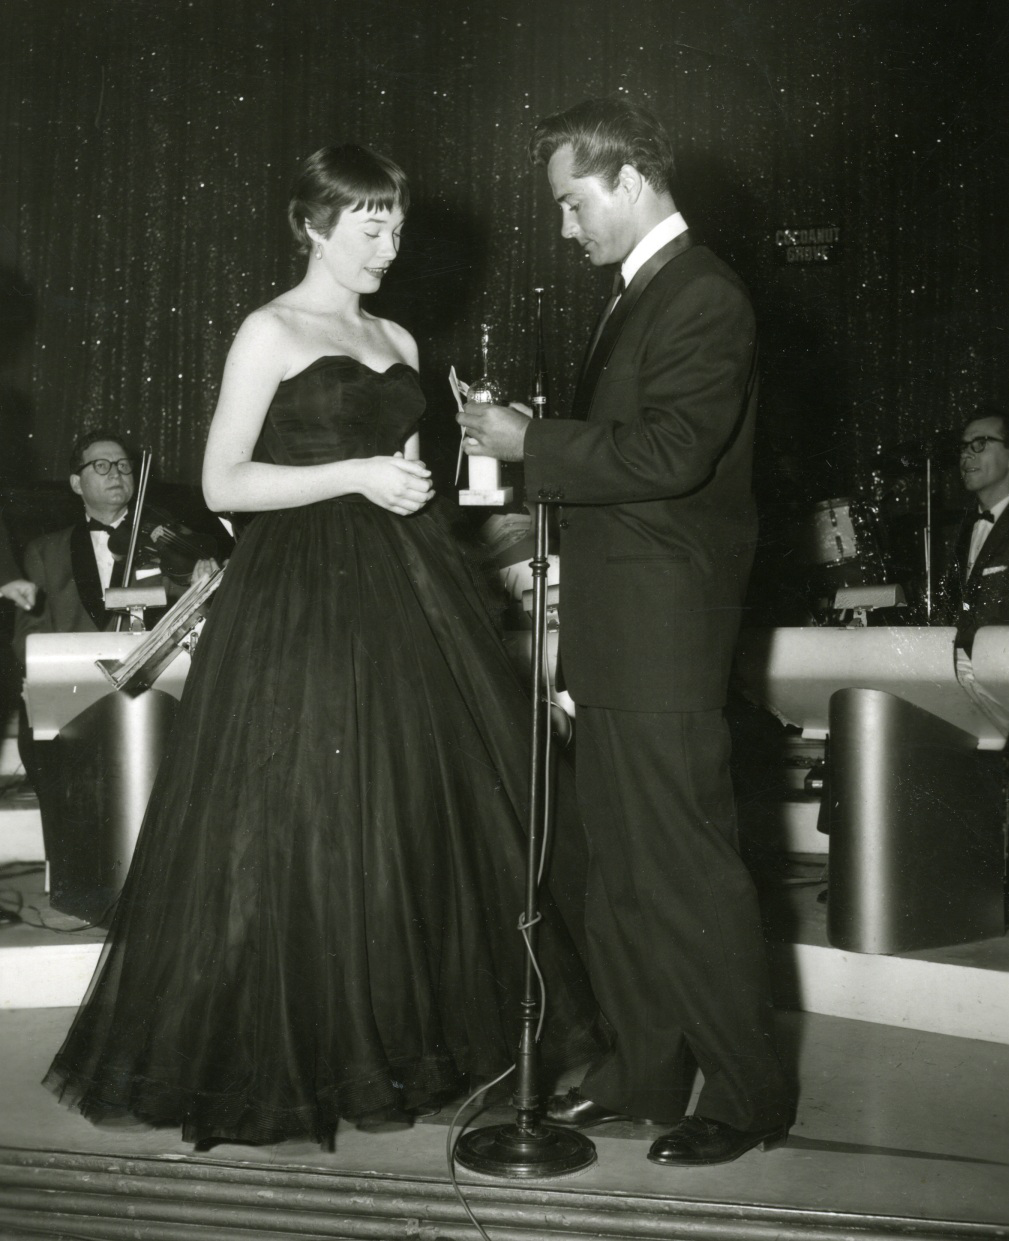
254, 355, 425, 467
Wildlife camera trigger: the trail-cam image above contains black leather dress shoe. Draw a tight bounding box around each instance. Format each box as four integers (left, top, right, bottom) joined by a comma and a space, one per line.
544, 1087, 629, 1128
647, 1115, 789, 1166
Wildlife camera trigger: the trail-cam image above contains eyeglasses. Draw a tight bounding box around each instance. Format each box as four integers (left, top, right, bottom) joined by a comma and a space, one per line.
78, 458, 133, 476
959, 436, 1006, 457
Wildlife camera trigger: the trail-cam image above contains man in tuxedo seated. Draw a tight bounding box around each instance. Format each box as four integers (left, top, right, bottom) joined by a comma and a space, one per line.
939, 406, 1009, 731
14, 430, 137, 673
12, 429, 219, 914
12, 429, 137, 910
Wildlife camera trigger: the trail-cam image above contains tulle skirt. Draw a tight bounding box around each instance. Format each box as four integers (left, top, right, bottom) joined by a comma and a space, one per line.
44, 498, 600, 1145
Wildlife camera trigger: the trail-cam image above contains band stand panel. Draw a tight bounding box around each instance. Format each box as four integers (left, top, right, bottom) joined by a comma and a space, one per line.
24, 632, 190, 740
826, 687, 1005, 954
734, 626, 1006, 748
51, 689, 179, 924
734, 626, 1008, 955
23, 631, 193, 925
970, 626, 1009, 719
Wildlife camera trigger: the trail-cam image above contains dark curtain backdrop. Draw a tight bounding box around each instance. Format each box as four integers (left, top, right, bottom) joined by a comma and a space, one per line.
0, 0, 1005, 513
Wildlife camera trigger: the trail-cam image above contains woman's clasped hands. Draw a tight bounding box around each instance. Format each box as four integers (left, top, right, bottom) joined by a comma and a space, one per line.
360, 452, 434, 516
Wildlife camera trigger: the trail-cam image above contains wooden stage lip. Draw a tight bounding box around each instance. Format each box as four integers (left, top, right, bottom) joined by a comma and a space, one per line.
0, 1145, 1005, 1241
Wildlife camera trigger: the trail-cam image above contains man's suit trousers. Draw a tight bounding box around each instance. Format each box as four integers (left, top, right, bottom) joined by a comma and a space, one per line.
575, 704, 793, 1131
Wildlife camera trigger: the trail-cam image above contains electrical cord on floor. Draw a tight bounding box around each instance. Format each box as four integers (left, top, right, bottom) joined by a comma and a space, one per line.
446, 1065, 515, 1241
751, 855, 828, 888
0, 863, 44, 879
0, 864, 114, 933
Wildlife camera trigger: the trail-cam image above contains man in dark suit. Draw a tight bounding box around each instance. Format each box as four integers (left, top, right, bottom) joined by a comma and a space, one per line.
14, 428, 223, 666
938, 407, 1009, 729
0, 520, 36, 612
13, 429, 136, 671
14, 430, 222, 916
461, 97, 793, 1166
12, 429, 137, 889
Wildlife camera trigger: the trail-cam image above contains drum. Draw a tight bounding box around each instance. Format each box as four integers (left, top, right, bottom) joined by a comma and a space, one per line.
798, 497, 877, 567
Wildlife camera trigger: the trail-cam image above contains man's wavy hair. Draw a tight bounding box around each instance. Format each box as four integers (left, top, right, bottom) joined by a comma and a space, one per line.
287, 144, 410, 254
963, 404, 1009, 444
69, 427, 132, 475
528, 97, 675, 195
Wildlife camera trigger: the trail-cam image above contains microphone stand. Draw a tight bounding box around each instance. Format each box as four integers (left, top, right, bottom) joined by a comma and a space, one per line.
924, 455, 933, 620
455, 289, 596, 1178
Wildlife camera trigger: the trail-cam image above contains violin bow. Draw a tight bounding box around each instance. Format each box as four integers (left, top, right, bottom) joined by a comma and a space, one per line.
114, 447, 153, 632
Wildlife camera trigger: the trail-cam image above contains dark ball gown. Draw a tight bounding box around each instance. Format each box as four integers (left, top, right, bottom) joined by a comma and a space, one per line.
44, 356, 600, 1146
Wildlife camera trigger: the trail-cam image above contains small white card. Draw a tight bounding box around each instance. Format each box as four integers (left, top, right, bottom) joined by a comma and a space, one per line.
449, 366, 472, 485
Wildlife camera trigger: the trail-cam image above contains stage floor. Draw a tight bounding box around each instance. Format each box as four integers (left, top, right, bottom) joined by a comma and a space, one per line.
2, 798, 1009, 1237
1, 1004, 1007, 1238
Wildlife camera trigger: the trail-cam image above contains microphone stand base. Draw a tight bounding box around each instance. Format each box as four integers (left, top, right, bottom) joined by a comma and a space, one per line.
455, 1120, 596, 1179
458, 487, 514, 506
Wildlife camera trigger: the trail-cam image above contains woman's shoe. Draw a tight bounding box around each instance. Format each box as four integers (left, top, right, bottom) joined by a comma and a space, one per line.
356, 1106, 415, 1133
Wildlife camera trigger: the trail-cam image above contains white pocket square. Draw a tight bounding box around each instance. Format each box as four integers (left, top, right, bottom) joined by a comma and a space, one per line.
982, 564, 1007, 576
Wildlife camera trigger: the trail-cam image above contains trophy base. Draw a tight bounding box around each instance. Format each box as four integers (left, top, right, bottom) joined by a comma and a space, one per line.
459, 487, 514, 507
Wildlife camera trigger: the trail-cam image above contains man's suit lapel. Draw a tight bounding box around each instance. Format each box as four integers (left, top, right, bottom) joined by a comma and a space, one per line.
954, 513, 973, 588
571, 231, 694, 421
968, 507, 1009, 584
70, 520, 109, 629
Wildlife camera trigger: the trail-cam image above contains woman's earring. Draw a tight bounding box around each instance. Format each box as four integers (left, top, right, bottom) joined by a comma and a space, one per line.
315, 243, 323, 259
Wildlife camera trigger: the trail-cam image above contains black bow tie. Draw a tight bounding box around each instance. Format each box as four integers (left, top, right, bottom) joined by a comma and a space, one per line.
86, 518, 118, 535
976, 510, 996, 524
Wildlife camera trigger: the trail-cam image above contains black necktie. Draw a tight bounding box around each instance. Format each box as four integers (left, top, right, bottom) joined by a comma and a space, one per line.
977, 510, 995, 524
587, 270, 626, 359
87, 518, 118, 535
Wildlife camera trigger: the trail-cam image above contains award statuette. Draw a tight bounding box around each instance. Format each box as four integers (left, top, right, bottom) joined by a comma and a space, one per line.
459, 324, 514, 507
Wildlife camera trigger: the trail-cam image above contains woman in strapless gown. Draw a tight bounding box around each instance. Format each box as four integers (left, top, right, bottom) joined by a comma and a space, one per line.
43, 146, 601, 1147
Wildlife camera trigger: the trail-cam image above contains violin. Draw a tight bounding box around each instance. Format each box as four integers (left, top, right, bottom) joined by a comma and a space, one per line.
108, 501, 220, 581
106, 449, 226, 633
109, 448, 226, 606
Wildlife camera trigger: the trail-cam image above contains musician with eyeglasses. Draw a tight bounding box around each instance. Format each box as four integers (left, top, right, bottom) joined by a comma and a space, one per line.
11, 429, 221, 911
13, 428, 223, 668
936, 406, 1009, 731
13, 430, 139, 671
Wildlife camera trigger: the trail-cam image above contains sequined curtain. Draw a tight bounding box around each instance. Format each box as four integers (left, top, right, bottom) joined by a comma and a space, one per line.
0, 0, 1005, 500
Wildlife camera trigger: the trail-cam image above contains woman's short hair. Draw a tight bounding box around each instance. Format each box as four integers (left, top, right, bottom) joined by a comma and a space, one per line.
529, 97, 675, 195
287, 145, 410, 253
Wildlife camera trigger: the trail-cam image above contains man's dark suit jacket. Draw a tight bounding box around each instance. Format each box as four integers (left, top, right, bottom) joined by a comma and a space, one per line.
13, 520, 116, 667
0, 521, 22, 587
524, 234, 758, 712
938, 506, 1009, 657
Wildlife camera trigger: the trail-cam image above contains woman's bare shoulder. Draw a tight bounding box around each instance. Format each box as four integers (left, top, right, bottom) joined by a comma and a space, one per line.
229, 301, 301, 357
370, 314, 418, 365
